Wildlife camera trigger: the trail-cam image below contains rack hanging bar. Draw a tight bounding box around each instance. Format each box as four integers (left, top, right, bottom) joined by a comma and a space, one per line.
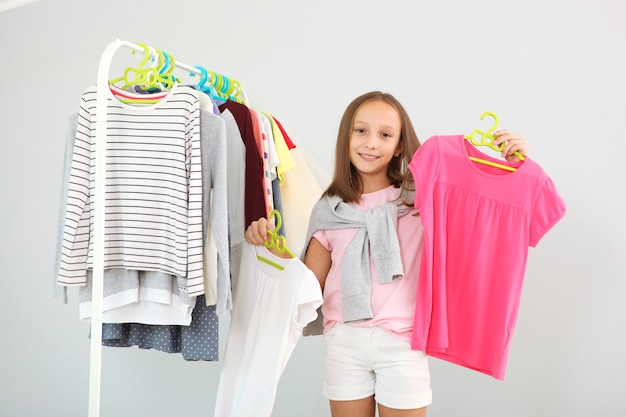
89, 38, 203, 417
117, 40, 203, 77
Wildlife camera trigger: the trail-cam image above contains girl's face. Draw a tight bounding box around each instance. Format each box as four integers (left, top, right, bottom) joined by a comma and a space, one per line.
349, 100, 403, 192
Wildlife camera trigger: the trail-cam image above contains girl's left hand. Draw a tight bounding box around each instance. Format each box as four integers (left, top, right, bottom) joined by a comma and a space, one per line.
493, 129, 529, 162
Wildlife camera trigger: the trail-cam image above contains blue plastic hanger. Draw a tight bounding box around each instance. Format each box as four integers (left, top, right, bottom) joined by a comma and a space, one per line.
191, 65, 225, 103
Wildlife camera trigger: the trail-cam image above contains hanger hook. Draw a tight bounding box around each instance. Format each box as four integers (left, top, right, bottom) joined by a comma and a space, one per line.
135, 43, 152, 69
269, 209, 282, 231
192, 65, 209, 88
479, 111, 499, 136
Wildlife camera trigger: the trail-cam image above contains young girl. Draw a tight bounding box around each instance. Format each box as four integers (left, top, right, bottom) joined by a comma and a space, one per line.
245, 91, 529, 417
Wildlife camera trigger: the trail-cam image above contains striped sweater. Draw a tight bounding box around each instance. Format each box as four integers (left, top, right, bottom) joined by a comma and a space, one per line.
57, 84, 206, 296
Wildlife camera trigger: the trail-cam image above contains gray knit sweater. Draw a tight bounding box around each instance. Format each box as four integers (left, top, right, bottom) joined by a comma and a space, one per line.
301, 193, 411, 334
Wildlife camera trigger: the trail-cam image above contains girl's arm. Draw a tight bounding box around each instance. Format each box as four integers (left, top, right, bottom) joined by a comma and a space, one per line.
303, 238, 331, 292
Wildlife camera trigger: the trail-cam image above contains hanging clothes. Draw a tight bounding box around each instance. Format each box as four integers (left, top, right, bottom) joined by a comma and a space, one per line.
213, 241, 322, 417
101, 295, 219, 361
57, 84, 205, 297
218, 100, 267, 229
56, 42, 321, 373
56, 82, 229, 360
408, 135, 566, 379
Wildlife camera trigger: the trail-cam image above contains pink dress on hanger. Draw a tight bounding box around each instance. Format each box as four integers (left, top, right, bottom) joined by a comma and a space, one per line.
409, 135, 566, 379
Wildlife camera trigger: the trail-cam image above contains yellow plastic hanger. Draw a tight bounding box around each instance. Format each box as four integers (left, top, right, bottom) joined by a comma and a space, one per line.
256, 210, 295, 270
108, 43, 155, 88
464, 111, 525, 172
109, 43, 179, 93
204, 68, 246, 104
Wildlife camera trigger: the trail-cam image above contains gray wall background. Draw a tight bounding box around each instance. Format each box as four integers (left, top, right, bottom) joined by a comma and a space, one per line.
1, 0, 624, 416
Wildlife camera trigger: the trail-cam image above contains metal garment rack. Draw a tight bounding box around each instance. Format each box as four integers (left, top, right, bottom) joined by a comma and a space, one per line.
88, 39, 204, 417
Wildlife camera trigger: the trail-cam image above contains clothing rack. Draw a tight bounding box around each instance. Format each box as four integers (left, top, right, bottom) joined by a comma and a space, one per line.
88, 38, 207, 417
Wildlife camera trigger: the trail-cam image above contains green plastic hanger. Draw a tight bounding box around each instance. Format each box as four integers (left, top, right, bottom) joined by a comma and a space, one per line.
108, 43, 153, 88
464, 111, 525, 172
109, 43, 179, 92
205, 68, 244, 103
256, 210, 295, 270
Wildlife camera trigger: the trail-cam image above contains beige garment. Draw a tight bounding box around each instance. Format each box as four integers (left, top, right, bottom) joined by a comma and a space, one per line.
280, 146, 330, 255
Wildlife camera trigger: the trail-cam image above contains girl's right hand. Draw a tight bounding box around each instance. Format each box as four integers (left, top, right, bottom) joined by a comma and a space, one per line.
244, 217, 274, 245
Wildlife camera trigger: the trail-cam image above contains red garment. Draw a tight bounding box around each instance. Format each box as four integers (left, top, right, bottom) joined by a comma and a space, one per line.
271, 116, 296, 149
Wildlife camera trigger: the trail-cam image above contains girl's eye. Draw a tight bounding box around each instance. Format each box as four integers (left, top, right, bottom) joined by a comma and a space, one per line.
355, 128, 366, 134
381, 132, 392, 138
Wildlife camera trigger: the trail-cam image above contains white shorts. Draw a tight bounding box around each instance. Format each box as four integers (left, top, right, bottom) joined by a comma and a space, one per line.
323, 322, 432, 410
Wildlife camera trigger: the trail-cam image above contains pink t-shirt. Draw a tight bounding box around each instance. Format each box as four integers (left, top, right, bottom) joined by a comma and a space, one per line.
408, 135, 566, 379
313, 186, 423, 344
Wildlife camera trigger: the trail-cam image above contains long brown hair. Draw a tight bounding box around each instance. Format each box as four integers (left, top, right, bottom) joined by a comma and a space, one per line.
323, 91, 420, 204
